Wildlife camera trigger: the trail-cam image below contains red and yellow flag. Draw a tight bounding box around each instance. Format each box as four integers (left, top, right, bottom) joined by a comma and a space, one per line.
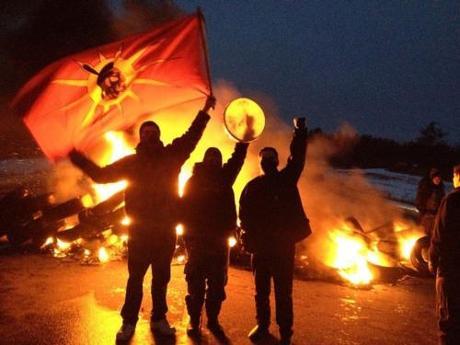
12, 12, 212, 160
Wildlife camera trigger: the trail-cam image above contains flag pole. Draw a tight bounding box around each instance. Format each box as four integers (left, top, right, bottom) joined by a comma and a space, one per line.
197, 7, 213, 96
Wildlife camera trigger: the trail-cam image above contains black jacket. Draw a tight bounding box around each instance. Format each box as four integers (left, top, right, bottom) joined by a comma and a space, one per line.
181, 142, 248, 245
239, 128, 311, 253
70, 111, 210, 240
429, 188, 460, 277
415, 177, 445, 216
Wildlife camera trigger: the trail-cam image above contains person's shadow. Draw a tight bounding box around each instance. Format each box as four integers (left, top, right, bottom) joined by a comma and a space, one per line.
115, 333, 177, 345
152, 333, 177, 345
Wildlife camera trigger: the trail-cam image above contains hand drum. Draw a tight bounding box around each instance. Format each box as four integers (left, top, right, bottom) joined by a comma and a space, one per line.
223, 98, 265, 143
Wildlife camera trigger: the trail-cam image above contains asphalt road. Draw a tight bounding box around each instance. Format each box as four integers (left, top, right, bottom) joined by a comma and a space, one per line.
0, 254, 438, 345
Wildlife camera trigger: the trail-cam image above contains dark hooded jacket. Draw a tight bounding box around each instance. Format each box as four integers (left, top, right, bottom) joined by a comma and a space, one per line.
415, 171, 445, 216
181, 142, 248, 246
429, 188, 460, 277
70, 111, 210, 241
239, 128, 311, 253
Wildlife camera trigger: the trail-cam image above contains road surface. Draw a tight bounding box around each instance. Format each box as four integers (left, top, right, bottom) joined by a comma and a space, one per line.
0, 254, 438, 345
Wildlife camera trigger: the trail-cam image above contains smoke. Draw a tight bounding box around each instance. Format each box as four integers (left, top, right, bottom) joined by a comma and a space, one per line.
49, 161, 88, 203
112, 0, 183, 37
298, 125, 406, 265
48, 79, 409, 268
206, 82, 406, 267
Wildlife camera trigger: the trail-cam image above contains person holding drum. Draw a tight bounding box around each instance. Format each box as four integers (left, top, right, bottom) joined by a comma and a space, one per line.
180, 98, 263, 341
181, 141, 248, 340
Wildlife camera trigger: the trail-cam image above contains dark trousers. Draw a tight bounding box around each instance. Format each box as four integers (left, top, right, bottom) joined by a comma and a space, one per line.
252, 246, 295, 339
436, 275, 460, 345
120, 234, 176, 325
185, 244, 229, 324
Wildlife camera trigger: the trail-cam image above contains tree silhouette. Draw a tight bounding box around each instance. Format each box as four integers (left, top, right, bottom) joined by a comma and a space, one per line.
416, 121, 447, 146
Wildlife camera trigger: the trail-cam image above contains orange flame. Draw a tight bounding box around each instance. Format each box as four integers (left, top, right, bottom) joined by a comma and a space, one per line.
98, 247, 110, 263
228, 236, 237, 248
175, 224, 184, 236
327, 228, 374, 285
393, 221, 424, 261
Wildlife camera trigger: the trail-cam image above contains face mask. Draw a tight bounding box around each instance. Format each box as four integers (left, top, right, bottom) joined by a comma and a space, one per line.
137, 139, 163, 157
203, 150, 222, 169
261, 158, 277, 174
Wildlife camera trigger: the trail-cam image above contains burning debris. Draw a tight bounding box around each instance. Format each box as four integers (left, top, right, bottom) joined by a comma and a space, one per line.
0, 84, 430, 286
0, 172, 426, 282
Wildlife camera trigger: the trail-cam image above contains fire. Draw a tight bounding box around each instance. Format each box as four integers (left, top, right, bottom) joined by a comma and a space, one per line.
327, 229, 373, 285
81, 194, 94, 208
56, 238, 71, 251
178, 170, 192, 197
175, 224, 184, 236
121, 216, 131, 226
176, 254, 186, 264
393, 222, 424, 261
87, 131, 134, 205
228, 236, 237, 248
41, 236, 54, 249
92, 180, 127, 204
98, 247, 110, 263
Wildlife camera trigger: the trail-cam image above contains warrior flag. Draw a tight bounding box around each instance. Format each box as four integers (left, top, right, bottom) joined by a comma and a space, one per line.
12, 12, 212, 160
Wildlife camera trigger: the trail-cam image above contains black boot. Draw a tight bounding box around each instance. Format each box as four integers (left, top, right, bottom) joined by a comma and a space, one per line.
186, 296, 202, 339
248, 325, 270, 343
279, 336, 292, 345
187, 319, 202, 339
206, 301, 228, 343
279, 327, 293, 345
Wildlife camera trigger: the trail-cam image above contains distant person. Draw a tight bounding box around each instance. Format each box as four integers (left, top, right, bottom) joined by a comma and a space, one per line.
416, 168, 445, 236
69, 96, 215, 342
239, 118, 311, 345
181, 142, 248, 341
429, 164, 460, 345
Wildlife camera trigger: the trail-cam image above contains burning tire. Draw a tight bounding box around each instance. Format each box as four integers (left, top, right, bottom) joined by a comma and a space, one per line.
409, 236, 433, 277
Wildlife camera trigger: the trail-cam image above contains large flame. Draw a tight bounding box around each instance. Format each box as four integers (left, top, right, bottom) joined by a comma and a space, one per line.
49, 85, 422, 281
326, 227, 374, 285
393, 221, 424, 261
89, 131, 133, 204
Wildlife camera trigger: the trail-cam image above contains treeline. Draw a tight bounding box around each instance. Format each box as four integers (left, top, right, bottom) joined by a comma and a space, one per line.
326, 122, 460, 179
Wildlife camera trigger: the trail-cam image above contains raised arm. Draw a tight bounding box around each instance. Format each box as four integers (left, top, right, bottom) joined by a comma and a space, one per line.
283, 119, 308, 183
222, 142, 249, 185
69, 149, 129, 184
170, 96, 215, 162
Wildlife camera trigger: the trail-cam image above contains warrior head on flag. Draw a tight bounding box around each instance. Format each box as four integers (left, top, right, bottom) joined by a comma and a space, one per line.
12, 11, 212, 161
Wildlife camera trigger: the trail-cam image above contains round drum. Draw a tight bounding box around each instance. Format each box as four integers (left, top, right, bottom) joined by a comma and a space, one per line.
223, 97, 265, 142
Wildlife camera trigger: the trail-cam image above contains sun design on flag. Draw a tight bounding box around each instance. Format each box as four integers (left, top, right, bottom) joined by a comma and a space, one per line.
52, 47, 173, 128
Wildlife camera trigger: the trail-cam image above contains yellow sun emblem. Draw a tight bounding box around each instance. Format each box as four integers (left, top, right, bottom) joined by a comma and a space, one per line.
52, 47, 175, 128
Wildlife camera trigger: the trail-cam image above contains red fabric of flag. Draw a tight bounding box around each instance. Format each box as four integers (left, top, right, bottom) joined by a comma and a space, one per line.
12, 12, 212, 161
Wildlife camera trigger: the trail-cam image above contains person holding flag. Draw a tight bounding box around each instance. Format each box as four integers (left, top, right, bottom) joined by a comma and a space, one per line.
11, 11, 216, 342
70, 95, 215, 341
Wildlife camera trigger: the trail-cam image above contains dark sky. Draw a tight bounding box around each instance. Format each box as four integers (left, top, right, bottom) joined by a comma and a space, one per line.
174, 1, 460, 143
